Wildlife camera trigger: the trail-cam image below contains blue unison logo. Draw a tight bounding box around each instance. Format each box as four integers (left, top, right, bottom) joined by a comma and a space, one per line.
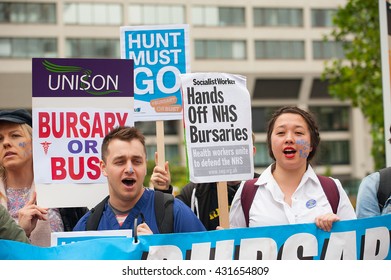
306, 199, 317, 209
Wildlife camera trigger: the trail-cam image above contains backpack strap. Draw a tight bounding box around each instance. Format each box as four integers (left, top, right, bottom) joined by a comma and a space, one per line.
241, 178, 259, 227
86, 195, 109, 231
241, 176, 340, 228
317, 175, 339, 214
59, 206, 89, 231
190, 187, 199, 218
154, 191, 174, 234
378, 167, 391, 212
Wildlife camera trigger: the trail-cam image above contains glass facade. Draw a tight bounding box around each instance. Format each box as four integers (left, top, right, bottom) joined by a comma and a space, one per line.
309, 106, 350, 131
315, 140, 350, 165
64, 3, 122, 25
0, 1, 361, 181
192, 6, 245, 26
254, 142, 273, 167
0, 2, 56, 24
313, 40, 345, 59
66, 38, 120, 58
311, 9, 337, 27
253, 8, 303, 27
135, 120, 179, 136
128, 4, 185, 25
252, 107, 280, 133
255, 40, 305, 59
0, 37, 57, 58
146, 144, 181, 164
195, 40, 246, 59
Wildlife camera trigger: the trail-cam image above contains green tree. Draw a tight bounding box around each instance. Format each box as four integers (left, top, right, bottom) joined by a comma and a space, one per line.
322, 0, 385, 169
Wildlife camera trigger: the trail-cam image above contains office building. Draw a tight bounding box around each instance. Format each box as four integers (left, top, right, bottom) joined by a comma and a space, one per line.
0, 0, 373, 192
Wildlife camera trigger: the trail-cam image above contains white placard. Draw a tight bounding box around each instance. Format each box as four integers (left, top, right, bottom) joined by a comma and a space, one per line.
181, 73, 253, 183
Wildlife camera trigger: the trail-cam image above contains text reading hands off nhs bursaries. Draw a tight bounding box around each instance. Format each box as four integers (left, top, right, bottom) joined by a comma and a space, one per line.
186, 78, 249, 144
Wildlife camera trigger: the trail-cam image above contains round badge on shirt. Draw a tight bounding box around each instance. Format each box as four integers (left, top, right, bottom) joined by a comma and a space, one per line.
306, 199, 317, 209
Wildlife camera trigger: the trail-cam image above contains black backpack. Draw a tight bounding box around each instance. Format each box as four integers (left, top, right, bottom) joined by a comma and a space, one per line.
378, 167, 391, 212
85, 191, 174, 234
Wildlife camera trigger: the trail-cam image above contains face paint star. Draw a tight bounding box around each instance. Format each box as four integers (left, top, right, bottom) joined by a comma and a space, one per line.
40, 141, 52, 155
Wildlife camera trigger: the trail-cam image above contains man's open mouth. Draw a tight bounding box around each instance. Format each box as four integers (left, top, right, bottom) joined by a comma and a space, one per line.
122, 178, 136, 186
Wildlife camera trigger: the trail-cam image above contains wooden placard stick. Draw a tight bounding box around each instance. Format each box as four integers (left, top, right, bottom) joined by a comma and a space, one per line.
156, 120, 165, 167
217, 181, 230, 229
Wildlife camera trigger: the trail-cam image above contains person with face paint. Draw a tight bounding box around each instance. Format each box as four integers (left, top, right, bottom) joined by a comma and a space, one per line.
0, 109, 88, 246
229, 106, 356, 231
73, 126, 206, 234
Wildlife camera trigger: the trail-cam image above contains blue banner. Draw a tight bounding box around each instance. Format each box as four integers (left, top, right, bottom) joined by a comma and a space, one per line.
1, 215, 390, 260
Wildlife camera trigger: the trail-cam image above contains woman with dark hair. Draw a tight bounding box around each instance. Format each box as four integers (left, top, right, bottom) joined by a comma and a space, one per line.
229, 106, 356, 231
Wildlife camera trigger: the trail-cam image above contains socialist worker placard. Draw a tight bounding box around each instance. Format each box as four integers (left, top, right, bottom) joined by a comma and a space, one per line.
181, 72, 254, 183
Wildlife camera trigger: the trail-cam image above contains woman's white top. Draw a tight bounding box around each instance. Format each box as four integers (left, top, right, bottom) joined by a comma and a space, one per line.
229, 164, 356, 228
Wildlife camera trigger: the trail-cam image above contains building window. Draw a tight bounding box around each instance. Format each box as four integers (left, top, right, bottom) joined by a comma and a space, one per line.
195, 40, 246, 59
192, 6, 245, 26
310, 78, 331, 99
313, 40, 345, 59
315, 140, 350, 165
128, 4, 184, 25
165, 144, 181, 165
146, 145, 156, 162
254, 142, 273, 167
0, 37, 57, 58
146, 144, 180, 164
252, 107, 281, 133
135, 120, 179, 136
311, 9, 336, 27
253, 79, 302, 99
66, 38, 120, 58
0, 2, 56, 23
64, 3, 122, 25
255, 40, 304, 59
253, 8, 303, 27
309, 106, 350, 131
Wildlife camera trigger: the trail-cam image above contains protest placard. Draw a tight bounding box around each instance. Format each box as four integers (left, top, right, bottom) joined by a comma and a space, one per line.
120, 24, 189, 122
32, 58, 134, 208
180, 72, 254, 227
181, 72, 254, 184
51, 230, 132, 246
120, 24, 190, 167
379, 0, 391, 164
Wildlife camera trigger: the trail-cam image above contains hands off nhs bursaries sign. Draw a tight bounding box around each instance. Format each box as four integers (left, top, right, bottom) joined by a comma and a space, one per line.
181, 72, 254, 183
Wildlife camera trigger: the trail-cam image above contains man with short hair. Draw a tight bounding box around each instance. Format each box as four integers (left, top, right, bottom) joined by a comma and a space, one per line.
73, 126, 206, 234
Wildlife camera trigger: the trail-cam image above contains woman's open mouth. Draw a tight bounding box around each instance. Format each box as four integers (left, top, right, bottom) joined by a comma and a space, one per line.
283, 148, 296, 158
